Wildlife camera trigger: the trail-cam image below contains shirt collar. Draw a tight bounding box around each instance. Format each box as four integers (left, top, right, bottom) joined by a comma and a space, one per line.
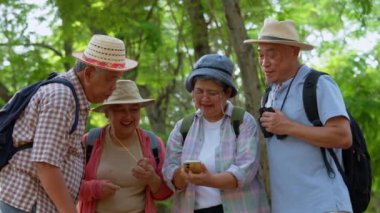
194, 100, 234, 118
61, 69, 90, 111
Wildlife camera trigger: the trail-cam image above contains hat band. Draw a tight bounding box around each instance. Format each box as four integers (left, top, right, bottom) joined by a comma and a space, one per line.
194, 66, 231, 76
83, 55, 126, 69
260, 35, 298, 42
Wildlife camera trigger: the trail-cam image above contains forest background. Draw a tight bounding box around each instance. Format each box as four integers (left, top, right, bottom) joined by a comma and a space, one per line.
0, 0, 379, 212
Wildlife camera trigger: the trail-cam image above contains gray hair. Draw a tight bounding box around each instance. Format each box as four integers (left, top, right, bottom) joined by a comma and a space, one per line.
73, 60, 88, 73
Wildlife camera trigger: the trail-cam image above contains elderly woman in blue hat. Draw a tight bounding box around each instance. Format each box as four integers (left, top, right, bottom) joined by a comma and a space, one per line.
162, 54, 269, 213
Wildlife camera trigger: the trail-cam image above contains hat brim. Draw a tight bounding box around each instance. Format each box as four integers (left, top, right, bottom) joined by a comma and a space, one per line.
92, 99, 155, 112
243, 39, 314, 51
72, 52, 138, 72
185, 68, 238, 98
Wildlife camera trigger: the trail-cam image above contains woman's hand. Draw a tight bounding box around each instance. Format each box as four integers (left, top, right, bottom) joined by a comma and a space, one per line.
132, 157, 162, 193
173, 163, 208, 189
172, 167, 187, 190
99, 180, 120, 199
180, 164, 238, 189
132, 157, 158, 183
181, 163, 211, 186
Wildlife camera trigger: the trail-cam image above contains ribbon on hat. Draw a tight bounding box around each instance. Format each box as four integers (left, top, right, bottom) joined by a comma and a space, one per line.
259, 35, 298, 42
193, 66, 232, 76
83, 55, 126, 69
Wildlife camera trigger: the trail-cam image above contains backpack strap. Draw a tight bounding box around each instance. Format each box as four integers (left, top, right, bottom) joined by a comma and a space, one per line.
303, 69, 344, 178
2, 73, 79, 134
84, 128, 102, 163
15, 76, 79, 152
261, 86, 272, 107
142, 129, 160, 165
180, 106, 245, 143
231, 106, 245, 138
180, 114, 195, 143
0, 73, 80, 170
303, 69, 326, 127
328, 148, 347, 183
47, 72, 59, 79
43, 77, 79, 134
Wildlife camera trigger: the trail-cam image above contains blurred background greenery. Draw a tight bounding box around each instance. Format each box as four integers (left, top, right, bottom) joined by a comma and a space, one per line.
0, 0, 379, 212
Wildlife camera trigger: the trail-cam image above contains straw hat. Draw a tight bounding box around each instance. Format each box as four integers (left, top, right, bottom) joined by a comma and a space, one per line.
72, 34, 138, 71
244, 19, 314, 51
93, 80, 155, 112
185, 54, 238, 98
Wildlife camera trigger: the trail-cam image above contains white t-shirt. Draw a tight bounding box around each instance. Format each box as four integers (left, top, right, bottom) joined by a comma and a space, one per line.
195, 118, 223, 210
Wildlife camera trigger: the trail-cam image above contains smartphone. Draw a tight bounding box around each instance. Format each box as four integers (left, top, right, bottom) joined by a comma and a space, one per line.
183, 160, 203, 174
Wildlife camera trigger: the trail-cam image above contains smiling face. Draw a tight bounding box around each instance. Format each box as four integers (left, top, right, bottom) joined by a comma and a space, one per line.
192, 79, 231, 122
258, 43, 300, 84
105, 104, 141, 139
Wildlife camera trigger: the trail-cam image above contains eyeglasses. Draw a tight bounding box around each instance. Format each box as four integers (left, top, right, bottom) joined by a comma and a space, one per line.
193, 89, 223, 99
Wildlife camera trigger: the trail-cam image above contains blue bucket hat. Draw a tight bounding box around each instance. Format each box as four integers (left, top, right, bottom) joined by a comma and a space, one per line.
185, 54, 238, 98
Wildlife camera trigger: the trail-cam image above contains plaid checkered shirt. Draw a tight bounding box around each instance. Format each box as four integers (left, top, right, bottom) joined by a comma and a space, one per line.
0, 69, 89, 212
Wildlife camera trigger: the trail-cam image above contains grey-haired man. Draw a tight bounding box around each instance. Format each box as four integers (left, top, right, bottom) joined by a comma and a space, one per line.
0, 35, 137, 213
245, 19, 352, 213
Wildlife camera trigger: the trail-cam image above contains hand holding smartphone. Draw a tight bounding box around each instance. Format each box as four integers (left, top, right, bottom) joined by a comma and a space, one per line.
183, 160, 203, 174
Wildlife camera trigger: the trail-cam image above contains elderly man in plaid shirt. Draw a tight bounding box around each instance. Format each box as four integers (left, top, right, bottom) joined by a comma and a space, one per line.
0, 35, 138, 213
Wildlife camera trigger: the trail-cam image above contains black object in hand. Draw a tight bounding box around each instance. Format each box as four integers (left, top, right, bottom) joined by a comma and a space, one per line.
259, 107, 275, 138
258, 107, 287, 140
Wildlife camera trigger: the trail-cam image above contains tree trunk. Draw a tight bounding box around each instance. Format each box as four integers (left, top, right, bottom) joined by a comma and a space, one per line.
63, 39, 73, 71
140, 85, 169, 135
141, 51, 184, 135
221, 0, 271, 203
185, 0, 211, 60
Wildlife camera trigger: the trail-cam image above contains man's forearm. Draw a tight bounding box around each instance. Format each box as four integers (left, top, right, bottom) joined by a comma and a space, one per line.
34, 162, 77, 213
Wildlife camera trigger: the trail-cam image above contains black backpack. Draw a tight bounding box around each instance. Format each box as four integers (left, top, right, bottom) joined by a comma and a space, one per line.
179, 106, 245, 142
303, 70, 372, 213
84, 128, 161, 165
0, 73, 79, 171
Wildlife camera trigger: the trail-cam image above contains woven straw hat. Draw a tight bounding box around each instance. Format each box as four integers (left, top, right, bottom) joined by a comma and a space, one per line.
72, 34, 138, 71
244, 19, 314, 51
93, 80, 154, 112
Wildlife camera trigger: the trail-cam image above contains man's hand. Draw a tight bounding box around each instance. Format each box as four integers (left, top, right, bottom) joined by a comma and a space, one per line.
260, 108, 352, 148
260, 108, 291, 136
35, 162, 77, 213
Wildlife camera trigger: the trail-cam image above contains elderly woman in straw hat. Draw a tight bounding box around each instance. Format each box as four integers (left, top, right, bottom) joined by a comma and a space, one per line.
77, 80, 172, 213
244, 19, 352, 213
162, 54, 269, 213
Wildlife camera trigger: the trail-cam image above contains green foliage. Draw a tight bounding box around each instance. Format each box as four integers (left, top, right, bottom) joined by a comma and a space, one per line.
322, 49, 380, 211
1, 0, 379, 211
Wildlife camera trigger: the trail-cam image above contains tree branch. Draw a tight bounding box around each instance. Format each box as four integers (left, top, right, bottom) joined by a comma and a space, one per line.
0, 42, 63, 57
